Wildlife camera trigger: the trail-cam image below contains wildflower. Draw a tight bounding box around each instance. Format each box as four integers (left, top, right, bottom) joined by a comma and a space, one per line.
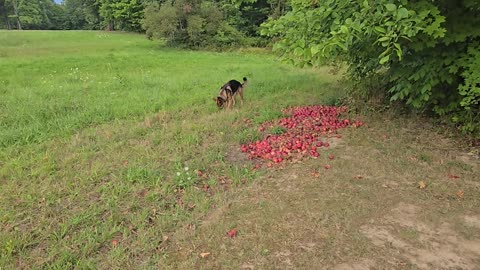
176, 172, 181, 176
184, 167, 189, 171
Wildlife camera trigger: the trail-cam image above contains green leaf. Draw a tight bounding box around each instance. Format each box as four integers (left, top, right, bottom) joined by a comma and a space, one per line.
374, 26, 386, 34
311, 45, 320, 55
379, 54, 390, 64
385, 4, 396, 12
393, 43, 402, 60
397, 7, 409, 20
363, 0, 369, 8
294, 47, 304, 56
297, 39, 305, 48
335, 42, 347, 51
377, 36, 390, 42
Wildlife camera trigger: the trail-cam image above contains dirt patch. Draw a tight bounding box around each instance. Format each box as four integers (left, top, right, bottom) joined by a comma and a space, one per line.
457, 150, 480, 168
322, 136, 343, 148
333, 258, 375, 270
464, 215, 480, 229
360, 203, 480, 270
225, 145, 254, 168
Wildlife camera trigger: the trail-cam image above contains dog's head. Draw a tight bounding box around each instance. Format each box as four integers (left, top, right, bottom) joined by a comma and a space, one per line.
213, 96, 226, 108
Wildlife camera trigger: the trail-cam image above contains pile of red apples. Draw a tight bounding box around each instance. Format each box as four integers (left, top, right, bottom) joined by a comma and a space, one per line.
241, 105, 363, 166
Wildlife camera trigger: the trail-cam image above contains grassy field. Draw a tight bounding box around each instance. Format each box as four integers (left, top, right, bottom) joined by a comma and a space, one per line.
1, 31, 479, 270
0, 30, 343, 268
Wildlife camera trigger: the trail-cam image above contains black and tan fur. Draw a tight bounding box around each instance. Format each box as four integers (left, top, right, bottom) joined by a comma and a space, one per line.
214, 77, 247, 109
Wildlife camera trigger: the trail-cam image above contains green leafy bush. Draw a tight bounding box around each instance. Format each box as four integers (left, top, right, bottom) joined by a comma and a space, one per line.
143, 0, 246, 48
262, 0, 480, 136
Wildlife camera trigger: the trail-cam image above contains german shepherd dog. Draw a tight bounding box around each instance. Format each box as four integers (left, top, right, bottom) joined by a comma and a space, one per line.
214, 77, 247, 109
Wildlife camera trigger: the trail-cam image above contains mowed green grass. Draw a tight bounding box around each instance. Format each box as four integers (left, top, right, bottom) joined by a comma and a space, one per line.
0, 31, 342, 268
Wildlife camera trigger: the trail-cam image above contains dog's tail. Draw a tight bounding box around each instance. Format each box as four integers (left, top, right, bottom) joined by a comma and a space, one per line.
242, 77, 248, 87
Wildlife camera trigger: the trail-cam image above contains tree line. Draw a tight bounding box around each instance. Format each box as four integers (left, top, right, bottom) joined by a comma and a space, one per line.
0, 0, 159, 31
0, 0, 287, 46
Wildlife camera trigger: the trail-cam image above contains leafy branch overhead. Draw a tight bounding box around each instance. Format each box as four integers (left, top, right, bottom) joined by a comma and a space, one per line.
262, 0, 480, 135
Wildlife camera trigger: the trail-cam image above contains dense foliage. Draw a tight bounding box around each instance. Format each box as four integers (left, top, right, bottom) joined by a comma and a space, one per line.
143, 0, 248, 48
62, 0, 101, 29
262, 0, 480, 135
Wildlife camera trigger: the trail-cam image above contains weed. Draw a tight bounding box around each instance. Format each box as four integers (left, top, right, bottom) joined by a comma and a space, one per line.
419, 153, 432, 163
270, 126, 286, 135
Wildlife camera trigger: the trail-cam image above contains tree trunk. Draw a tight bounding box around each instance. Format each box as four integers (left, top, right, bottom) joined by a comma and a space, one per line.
16, 14, 21, 29
11, 0, 22, 30
106, 20, 114, 31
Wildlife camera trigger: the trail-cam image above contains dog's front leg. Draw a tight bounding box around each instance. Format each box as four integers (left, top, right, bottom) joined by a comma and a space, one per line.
226, 96, 232, 109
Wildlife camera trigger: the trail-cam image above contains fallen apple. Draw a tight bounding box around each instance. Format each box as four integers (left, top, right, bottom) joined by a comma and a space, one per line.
226, 228, 238, 238
241, 105, 362, 167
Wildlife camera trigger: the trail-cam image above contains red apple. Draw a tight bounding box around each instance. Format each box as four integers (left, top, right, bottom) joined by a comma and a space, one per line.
227, 228, 238, 238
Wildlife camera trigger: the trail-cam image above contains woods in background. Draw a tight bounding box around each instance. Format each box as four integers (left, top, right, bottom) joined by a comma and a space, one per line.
0, 0, 65, 29
0, 0, 287, 47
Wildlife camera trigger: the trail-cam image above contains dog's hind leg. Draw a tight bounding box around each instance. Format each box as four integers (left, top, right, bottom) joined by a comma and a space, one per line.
238, 88, 244, 105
